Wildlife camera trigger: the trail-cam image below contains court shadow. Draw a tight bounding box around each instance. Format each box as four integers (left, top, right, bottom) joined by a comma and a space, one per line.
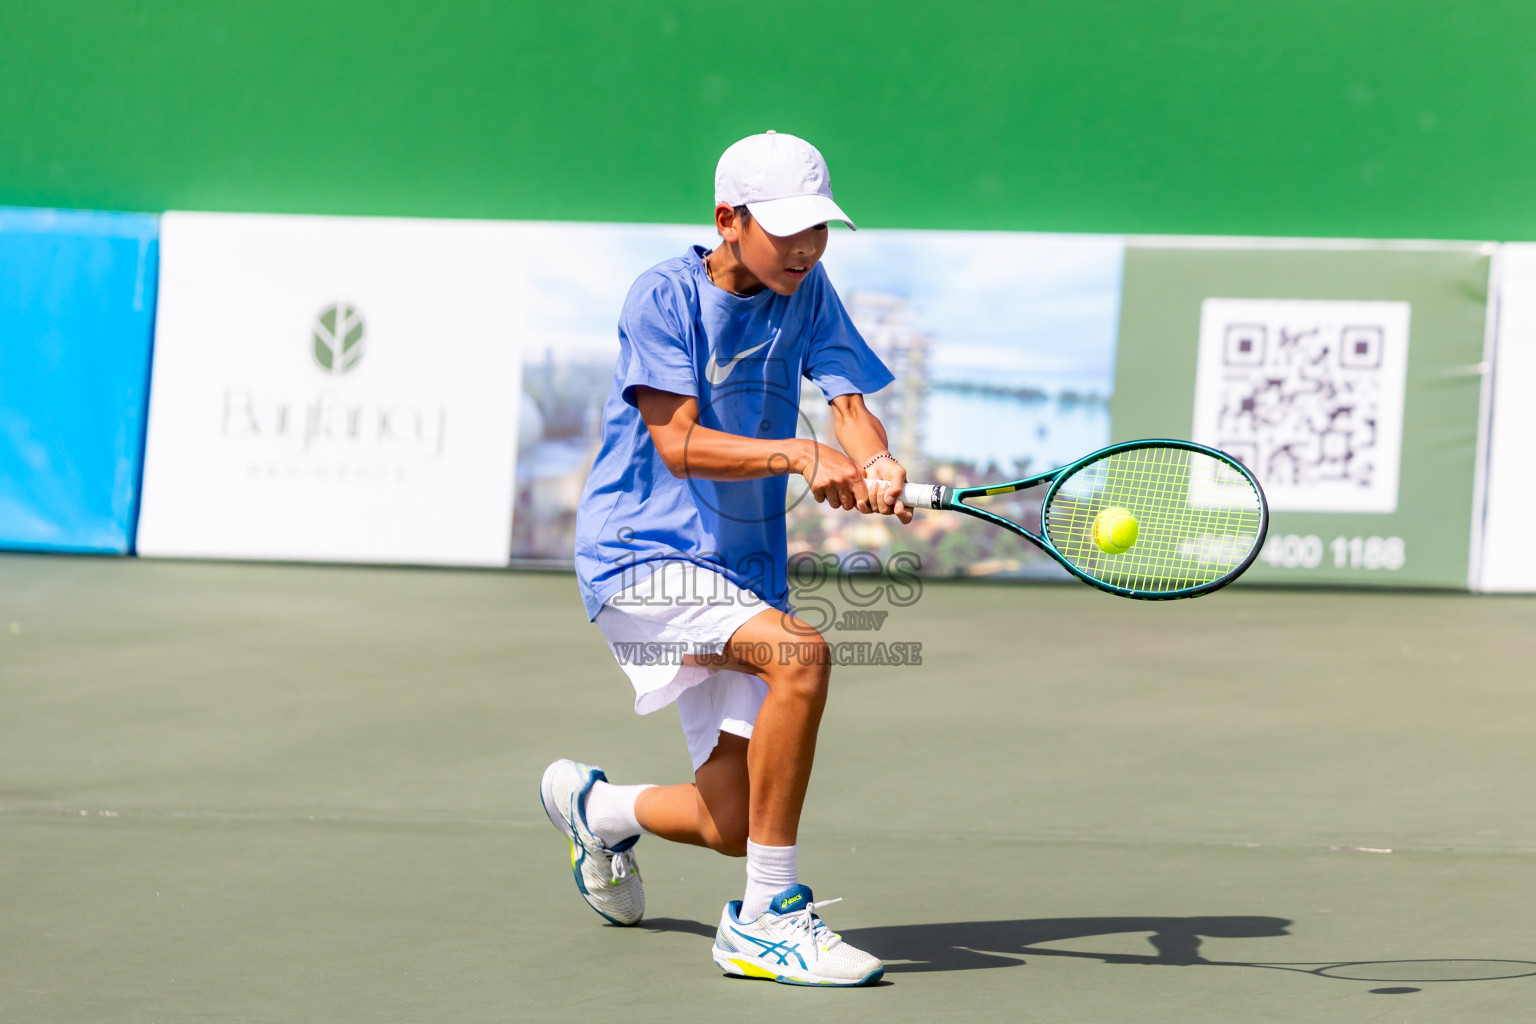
641, 917, 717, 939
643, 915, 1536, 987
841, 915, 1293, 973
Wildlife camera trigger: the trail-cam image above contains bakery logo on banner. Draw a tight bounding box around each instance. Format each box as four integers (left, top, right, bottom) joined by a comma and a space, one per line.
219, 302, 448, 476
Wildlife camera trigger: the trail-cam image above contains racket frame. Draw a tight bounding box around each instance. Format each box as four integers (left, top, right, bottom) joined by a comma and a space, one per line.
901, 439, 1269, 600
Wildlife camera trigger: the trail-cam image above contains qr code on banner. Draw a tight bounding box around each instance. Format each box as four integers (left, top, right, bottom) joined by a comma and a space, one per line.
1192, 299, 1411, 513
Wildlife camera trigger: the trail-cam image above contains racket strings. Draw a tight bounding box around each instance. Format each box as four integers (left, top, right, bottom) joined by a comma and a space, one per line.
1043, 446, 1263, 594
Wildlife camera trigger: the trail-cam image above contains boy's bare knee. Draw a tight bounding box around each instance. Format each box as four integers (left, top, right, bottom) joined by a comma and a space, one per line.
762, 630, 831, 703
794, 661, 831, 705
777, 653, 830, 705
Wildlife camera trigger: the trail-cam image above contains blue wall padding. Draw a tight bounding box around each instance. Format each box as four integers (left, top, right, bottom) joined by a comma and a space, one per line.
0, 207, 159, 554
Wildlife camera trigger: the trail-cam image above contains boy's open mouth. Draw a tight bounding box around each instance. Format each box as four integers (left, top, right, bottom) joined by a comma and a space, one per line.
785, 265, 808, 278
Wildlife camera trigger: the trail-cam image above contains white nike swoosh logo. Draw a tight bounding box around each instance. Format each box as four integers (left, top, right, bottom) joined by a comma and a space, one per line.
704, 339, 773, 386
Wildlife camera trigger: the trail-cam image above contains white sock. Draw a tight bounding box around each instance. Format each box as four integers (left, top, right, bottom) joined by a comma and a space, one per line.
741, 840, 798, 920
583, 781, 653, 848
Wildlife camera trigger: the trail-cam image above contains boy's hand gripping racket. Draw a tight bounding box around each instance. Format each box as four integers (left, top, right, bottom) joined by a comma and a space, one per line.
871, 439, 1268, 600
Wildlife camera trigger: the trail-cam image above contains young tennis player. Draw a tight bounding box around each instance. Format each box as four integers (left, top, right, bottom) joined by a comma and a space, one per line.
540, 131, 911, 987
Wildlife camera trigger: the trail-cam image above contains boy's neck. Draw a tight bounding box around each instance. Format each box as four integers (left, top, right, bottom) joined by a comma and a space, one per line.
704, 245, 765, 297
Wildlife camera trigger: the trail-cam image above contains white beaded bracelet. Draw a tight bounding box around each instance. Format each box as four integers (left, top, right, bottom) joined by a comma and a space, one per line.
862, 452, 899, 471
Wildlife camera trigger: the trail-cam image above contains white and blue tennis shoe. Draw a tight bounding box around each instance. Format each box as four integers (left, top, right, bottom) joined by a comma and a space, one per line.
539, 759, 644, 926
712, 884, 883, 986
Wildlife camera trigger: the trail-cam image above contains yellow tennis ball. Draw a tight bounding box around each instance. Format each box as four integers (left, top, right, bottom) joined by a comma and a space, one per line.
1092, 507, 1139, 554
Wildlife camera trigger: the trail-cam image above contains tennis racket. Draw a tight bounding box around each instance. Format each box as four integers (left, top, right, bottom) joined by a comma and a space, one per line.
870, 439, 1268, 600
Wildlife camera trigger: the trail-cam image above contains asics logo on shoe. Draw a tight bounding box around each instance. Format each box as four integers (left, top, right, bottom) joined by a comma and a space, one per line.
730, 928, 807, 970
779, 894, 804, 909
704, 339, 773, 386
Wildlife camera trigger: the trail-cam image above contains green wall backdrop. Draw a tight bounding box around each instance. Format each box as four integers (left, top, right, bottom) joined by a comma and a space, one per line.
3, 1, 1536, 238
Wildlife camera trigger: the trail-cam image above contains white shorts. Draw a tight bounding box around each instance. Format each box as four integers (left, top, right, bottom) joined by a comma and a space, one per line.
594, 560, 772, 771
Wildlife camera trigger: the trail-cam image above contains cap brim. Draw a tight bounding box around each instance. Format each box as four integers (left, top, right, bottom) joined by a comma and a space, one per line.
746, 193, 857, 236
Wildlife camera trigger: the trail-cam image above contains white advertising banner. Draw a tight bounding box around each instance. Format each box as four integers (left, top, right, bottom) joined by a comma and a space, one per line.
137, 212, 524, 565
1479, 244, 1536, 591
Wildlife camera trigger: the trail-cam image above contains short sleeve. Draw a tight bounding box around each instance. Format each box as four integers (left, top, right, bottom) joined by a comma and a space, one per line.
618, 276, 699, 408
803, 267, 895, 401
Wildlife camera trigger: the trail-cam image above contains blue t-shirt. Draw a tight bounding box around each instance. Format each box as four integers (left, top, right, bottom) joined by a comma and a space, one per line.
574, 245, 894, 620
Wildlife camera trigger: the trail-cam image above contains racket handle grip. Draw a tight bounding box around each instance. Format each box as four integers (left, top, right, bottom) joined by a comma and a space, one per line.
864, 479, 946, 510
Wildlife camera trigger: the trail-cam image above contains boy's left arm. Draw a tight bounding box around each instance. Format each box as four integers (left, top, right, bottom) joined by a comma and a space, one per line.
828, 393, 913, 524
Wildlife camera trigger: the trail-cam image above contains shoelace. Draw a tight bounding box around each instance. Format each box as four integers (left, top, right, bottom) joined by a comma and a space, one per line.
779, 897, 844, 949
609, 848, 637, 883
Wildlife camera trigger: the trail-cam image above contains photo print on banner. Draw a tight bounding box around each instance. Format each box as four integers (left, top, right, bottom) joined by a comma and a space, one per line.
506, 222, 1126, 581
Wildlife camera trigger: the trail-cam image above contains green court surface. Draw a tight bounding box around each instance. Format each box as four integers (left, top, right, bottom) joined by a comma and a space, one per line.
4, 554, 1536, 1022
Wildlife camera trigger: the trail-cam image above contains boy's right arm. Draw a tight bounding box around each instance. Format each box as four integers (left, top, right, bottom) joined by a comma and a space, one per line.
634, 386, 870, 512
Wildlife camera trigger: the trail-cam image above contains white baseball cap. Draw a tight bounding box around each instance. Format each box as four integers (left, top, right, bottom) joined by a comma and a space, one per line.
714, 131, 857, 237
